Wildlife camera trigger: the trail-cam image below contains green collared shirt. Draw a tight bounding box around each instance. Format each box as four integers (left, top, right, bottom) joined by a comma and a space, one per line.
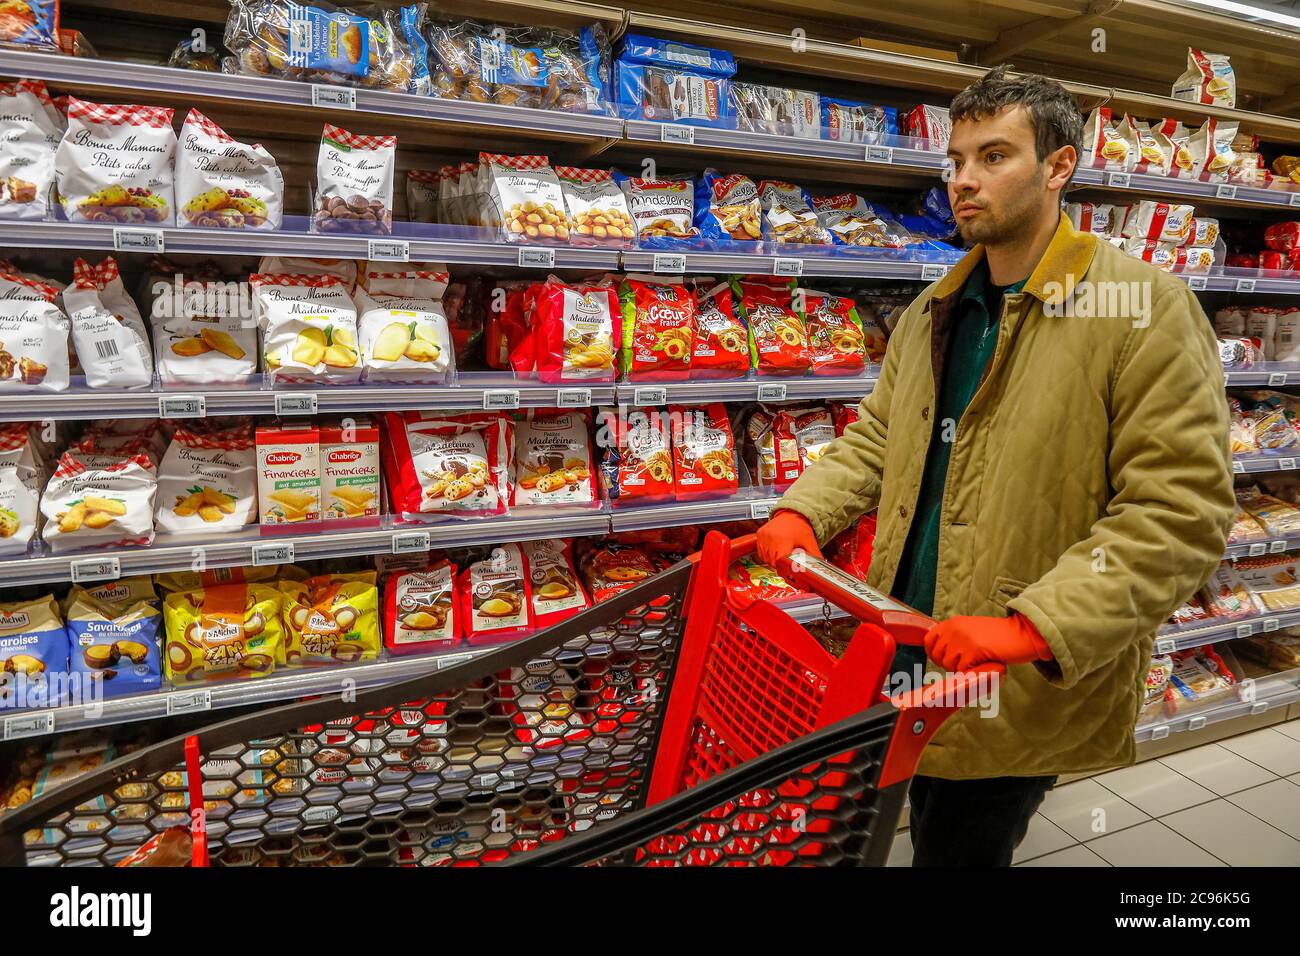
893, 260, 1027, 616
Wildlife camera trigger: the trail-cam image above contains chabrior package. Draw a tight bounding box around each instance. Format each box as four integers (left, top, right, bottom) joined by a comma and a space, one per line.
619, 275, 694, 380
0, 273, 69, 391
523, 539, 589, 628
556, 166, 634, 245
0, 79, 63, 221
252, 273, 360, 384
41, 449, 158, 553
669, 402, 738, 499
382, 411, 513, 518
65, 589, 162, 699
279, 571, 380, 666
532, 275, 619, 382
355, 266, 453, 383
694, 169, 761, 242
177, 109, 283, 230
321, 418, 380, 521
512, 411, 595, 508
733, 277, 811, 375
162, 582, 284, 683
312, 124, 395, 235
803, 290, 866, 375
385, 560, 460, 655
481, 152, 571, 243
596, 406, 673, 502
155, 423, 256, 535
460, 543, 532, 645
690, 280, 748, 377
62, 257, 154, 390
55, 97, 176, 226
617, 175, 698, 243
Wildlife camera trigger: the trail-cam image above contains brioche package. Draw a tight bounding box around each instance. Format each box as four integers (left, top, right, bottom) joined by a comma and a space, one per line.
460, 543, 532, 645
481, 153, 571, 243
41, 450, 158, 553
0, 79, 63, 220
596, 406, 673, 502
556, 166, 634, 245
255, 421, 321, 525
55, 98, 176, 226
0, 273, 69, 391
162, 582, 285, 683
522, 539, 589, 628
252, 273, 360, 384
176, 109, 283, 230
512, 411, 596, 507
156, 423, 257, 534
355, 266, 453, 383
65, 589, 163, 698
1172, 48, 1235, 108
732, 277, 811, 375
312, 124, 395, 235
279, 571, 380, 666
384, 559, 460, 655
62, 257, 154, 390
0, 596, 68, 710
321, 418, 380, 521
669, 402, 738, 499
690, 280, 748, 377
532, 276, 620, 382
381, 411, 513, 518
619, 275, 695, 380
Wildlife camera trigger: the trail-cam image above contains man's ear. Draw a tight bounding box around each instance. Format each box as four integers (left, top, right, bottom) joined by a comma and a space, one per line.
1046, 144, 1077, 194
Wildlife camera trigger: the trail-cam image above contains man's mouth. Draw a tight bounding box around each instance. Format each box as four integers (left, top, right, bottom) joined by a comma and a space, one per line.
956, 202, 983, 218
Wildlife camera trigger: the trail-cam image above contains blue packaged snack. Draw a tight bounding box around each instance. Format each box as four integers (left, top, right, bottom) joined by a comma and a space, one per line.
0, 0, 58, 50
400, 4, 431, 94
694, 169, 762, 242
924, 185, 954, 225
65, 589, 162, 700
579, 25, 609, 109
478, 36, 549, 87
618, 33, 736, 77
616, 61, 733, 128
0, 594, 69, 711
821, 96, 898, 144
284, 1, 370, 77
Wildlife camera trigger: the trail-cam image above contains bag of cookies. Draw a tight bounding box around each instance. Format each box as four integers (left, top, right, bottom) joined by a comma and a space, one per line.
1117, 115, 1169, 176
406, 169, 441, 223
460, 543, 532, 646
1082, 106, 1131, 172
312, 124, 395, 235
619, 275, 694, 381
384, 559, 460, 655
162, 582, 284, 683
481, 152, 571, 244
41, 449, 158, 553
1173, 48, 1235, 108
55, 97, 176, 226
596, 406, 673, 502
732, 277, 811, 376
614, 58, 733, 127
690, 279, 749, 378
522, 539, 589, 628
0, 595, 68, 710
355, 265, 453, 383
694, 169, 762, 243
533, 275, 620, 383
66, 589, 162, 699
381, 410, 513, 518
811, 193, 909, 249
616, 174, 698, 245
0, 272, 69, 392
224, 0, 368, 84
1121, 200, 1195, 243
62, 257, 154, 390
1190, 118, 1236, 183
578, 542, 657, 603
556, 166, 634, 246
669, 402, 738, 500
251, 272, 361, 384
0, 425, 42, 556
149, 274, 257, 386
803, 290, 867, 375
511, 410, 596, 508
757, 180, 831, 245
176, 109, 283, 231
155, 422, 256, 535
0, 79, 63, 221
279, 570, 380, 666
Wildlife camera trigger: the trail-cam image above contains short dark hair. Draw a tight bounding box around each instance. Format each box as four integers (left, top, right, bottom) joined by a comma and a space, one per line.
950, 65, 1083, 164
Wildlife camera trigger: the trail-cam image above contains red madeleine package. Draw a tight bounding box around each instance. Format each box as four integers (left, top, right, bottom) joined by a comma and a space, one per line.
733, 277, 811, 375
669, 402, 739, 499
384, 559, 461, 656
533, 275, 620, 383
596, 406, 674, 502
1264, 222, 1300, 253
690, 279, 749, 378
803, 290, 866, 375
618, 275, 694, 381
381, 411, 514, 519
522, 539, 591, 628
579, 543, 659, 602
460, 543, 533, 646
831, 400, 860, 436
484, 280, 534, 372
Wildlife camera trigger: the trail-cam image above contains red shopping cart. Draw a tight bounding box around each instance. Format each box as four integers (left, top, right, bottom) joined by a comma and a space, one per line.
0, 531, 1001, 867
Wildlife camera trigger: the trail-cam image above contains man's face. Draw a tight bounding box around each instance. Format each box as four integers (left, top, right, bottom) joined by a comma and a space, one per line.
947, 105, 1063, 246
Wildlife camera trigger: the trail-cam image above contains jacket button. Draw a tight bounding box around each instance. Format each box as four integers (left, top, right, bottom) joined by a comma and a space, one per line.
921, 407, 929, 420
899, 505, 907, 518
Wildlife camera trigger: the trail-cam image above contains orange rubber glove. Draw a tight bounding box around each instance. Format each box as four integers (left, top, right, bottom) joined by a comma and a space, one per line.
923, 612, 1053, 672
756, 509, 822, 567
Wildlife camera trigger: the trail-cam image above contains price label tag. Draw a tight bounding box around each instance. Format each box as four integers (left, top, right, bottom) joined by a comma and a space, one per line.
166, 689, 211, 716
920, 264, 948, 281
1290, 192, 1300, 208
483, 389, 520, 410
252, 542, 294, 567
1237, 622, 1255, 638
1150, 724, 1170, 740
1232, 459, 1246, 474
1270, 539, 1289, 554
4, 713, 53, 740
311, 85, 355, 109
367, 238, 409, 261
660, 124, 694, 145
1187, 716, 1207, 731
1236, 278, 1257, 293
392, 530, 430, 554
556, 388, 591, 407
1249, 542, 1268, 557
71, 556, 120, 583
772, 257, 803, 277
1282, 458, 1298, 471
1187, 276, 1208, 291
651, 253, 686, 274
756, 383, 787, 402
274, 392, 317, 416
749, 500, 773, 520
159, 394, 205, 419
113, 228, 164, 253
518, 246, 555, 269
1252, 701, 1269, 715
1216, 184, 1238, 200
1264, 617, 1281, 632
632, 386, 666, 406
1106, 172, 1131, 188
1269, 371, 1289, 386
864, 145, 893, 164
1155, 638, 1176, 655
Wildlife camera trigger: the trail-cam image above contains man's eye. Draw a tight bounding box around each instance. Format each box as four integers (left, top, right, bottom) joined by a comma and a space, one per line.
987, 152, 1004, 164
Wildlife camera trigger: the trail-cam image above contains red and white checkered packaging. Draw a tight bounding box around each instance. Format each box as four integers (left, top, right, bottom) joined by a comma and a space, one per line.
250, 273, 361, 386
406, 169, 442, 224
41, 449, 157, 553
380, 411, 513, 519
176, 109, 283, 231
155, 422, 256, 535
481, 152, 571, 243
905, 103, 950, 151
313, 124, 395, 236
0, 79, 63, 221
0, 273, 69, 392
555, 166, 633, 246
62, 256, 154, 389
0, 421, 41, 556
55, 96, 176, 226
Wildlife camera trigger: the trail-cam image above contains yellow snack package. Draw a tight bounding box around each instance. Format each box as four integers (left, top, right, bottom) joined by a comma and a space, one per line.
162, 583, 284, 683
278, 571, 380, 666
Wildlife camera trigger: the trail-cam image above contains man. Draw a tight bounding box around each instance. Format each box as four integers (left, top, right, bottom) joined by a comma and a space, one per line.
757, 66, 1233, 866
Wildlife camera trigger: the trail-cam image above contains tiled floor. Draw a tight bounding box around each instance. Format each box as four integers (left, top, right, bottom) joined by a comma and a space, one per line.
887, 718, 1300, 867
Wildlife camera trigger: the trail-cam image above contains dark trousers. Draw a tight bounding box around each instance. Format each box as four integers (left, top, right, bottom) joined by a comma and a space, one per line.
907, 773, 1057, 866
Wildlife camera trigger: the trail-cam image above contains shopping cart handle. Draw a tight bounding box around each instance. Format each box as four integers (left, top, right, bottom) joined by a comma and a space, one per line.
776, 548, 935, 647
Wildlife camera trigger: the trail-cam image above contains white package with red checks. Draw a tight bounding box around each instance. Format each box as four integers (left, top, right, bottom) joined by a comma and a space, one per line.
0, 272, 69, 392
0, 79, 63, 221
381, 411, 513, 519
40, 449, 158, 553
62, 257, 154, 389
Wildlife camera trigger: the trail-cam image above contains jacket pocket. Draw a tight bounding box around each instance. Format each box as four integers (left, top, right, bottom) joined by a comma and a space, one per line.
990, 575, 1030, 610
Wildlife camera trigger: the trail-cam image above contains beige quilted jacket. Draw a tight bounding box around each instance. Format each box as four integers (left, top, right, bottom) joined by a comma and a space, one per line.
778, 213, 1234, 779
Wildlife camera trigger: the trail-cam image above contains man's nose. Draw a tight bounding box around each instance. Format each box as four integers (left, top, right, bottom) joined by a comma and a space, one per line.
950, 162, 980, 196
